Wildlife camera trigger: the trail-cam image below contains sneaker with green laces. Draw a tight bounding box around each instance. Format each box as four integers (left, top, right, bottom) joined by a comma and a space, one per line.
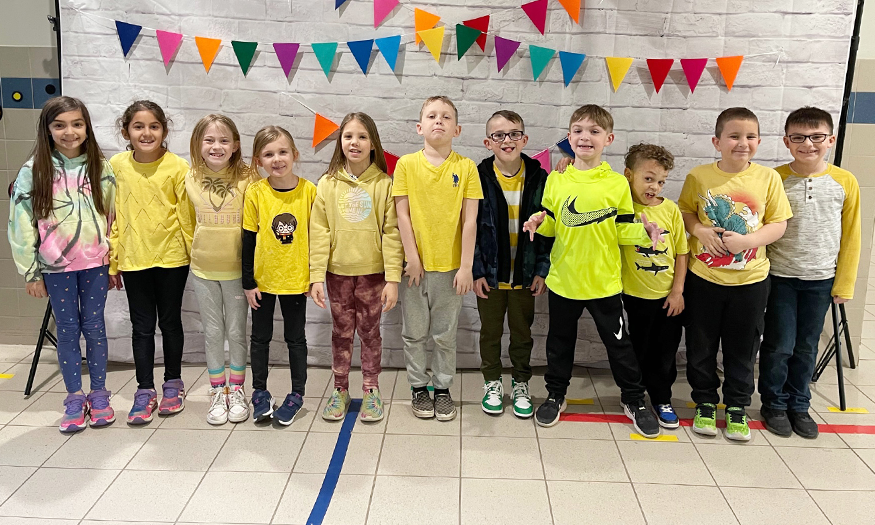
322, 387, 351, 421
511, 379, 533, 418
692, 403, 718, 436
724, 406, 751, 441
481, 379, 503, 414
360, 388, 384, 422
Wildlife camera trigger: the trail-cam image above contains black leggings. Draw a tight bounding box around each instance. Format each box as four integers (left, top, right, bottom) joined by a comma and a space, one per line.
249, 292, 308, 395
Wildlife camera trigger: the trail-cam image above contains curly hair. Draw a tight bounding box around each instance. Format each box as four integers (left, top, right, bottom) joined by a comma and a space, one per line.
624, 143, 675, 172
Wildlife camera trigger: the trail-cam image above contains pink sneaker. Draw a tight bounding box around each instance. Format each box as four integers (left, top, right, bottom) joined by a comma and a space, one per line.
128, 389, 157, 425
87, 389, 115, 427
158, 379, 186, 415
59, 393, 88, 433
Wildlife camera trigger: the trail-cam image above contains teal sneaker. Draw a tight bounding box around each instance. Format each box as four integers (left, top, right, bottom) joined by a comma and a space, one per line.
511, 379, 533, 418
360, 388, 384, 422
692, 403, 718, 436
322, 388, 351, 421
481, 379, 503, 414
725, 406, 751, 441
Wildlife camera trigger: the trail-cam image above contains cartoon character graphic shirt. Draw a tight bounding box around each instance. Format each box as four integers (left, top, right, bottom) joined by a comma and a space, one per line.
620, 198, 689, 300
242, 177, 317, 295
535, 162, 650, 300
678, 162, 792, 286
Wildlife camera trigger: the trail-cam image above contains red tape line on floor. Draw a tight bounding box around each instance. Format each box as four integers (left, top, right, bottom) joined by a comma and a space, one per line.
558, 413, 875, 434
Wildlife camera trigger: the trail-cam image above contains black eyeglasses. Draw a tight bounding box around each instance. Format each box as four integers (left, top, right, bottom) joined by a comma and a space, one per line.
786, 134, 829, 144
488, 131, 525, 142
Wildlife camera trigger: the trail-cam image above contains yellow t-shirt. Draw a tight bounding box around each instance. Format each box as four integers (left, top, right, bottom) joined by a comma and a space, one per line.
621, 198, 689, 299
678, 162, 792, 286
392, 150, 483, 272
242, 177, 317, 295
494, 163, 525, 290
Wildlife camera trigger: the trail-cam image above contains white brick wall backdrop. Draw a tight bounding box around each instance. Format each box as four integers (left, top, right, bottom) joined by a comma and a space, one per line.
60, 0, 854, 370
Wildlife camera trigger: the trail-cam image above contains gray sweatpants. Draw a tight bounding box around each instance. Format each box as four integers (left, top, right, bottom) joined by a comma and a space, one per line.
400, 270, 463, 389
191, 275, 249, 388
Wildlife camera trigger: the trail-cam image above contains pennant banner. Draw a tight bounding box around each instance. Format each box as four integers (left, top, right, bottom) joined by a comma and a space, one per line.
348, 39, 374, 74
559, 50, 585, 87
532, 148, 551, 173
232, 41, 258, 76
115, 21, 141, 57
155, 30, 183, 67
557, 0, 582, 23
605, 57, 634, 91
335, 0, 349, 9
681, 58, 708, 93
195, 36, 222, 73
313, 113, 340, 147
530, 45, 555, 81
418, 27, 445, 63
273, 43, 300, 77
557, 138, 574, 157
414, 8, 441, 45
312, 42, 338, 77
463, 15, 489, 52
494, 36, 521, 73
384, 151, 400, 176
646, 58, 674, 93
374, 0, 398, 28
455, 24, 482, 60
375, 35, 401, 71
521, 0, 548, 35
716, 55, 744, 91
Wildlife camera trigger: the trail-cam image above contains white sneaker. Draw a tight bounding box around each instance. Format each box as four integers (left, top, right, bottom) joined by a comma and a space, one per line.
228, 385, 250, 423
207, 386, 229, 425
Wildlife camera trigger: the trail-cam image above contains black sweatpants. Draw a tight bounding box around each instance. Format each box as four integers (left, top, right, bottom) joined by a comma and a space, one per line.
622, 294, 684, 405
545, 291, 646, 404
684, 272, 770, 408
250, 292, 308, 395
123, 265, 189, 390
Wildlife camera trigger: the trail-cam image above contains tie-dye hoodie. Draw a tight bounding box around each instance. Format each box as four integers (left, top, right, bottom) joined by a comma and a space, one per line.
8, 152, 116, 282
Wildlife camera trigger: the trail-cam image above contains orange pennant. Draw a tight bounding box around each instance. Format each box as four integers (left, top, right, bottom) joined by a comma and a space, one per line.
716, 55, 744, 91
313, 113, 340, 147
414, 8, 441, 45
195, 36, 222, 73
556, 0, 581, 23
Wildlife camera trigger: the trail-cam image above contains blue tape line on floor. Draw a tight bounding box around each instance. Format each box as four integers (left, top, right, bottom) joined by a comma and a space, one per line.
307, 398, 361, 525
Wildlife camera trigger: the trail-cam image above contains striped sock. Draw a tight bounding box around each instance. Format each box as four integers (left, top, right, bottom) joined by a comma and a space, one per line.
208, 367, 227, 388
229, 365, 246, 386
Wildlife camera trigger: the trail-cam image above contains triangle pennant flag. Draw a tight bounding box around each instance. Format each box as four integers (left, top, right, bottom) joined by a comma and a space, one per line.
414, 9, 441, 45
557, 137, 574, 157
231, 41, 258, 76
605, 57, 634, 91
273, 43, 300, 77
156, 30, 183, 67
348, 39, 374, 74
530, 45, 556, 81
559, 50, 585, 86
532, 149, 551, 173
455, 24, 482, 60
681, 58, 708, 93
716, 55, 744, 91
313, 114, 340, 147
335, 0, 349, 9
312, 42, 339, 77
115, 21, 141, 57
521, 0, 548, 35
646, 58, 674, 93
195, 37, 222, 73
494, 36, 521, 72
557, 0, 582, 23
375, 35, 401, 71
418, 27, 445, 63
463, 15, 489, 51
374, 0, 399, 28
384, 151, 400, 176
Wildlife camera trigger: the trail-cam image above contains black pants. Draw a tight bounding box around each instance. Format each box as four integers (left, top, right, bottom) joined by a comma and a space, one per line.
123, 266, 189, 390
684, 272, 770, 408
250, 292, 308, 395
622, 294, 684, 405
545, 291, 645, 404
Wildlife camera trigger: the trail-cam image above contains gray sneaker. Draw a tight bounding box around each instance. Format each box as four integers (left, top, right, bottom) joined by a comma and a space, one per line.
434, 392, 456, 421
411, 389, 434, 419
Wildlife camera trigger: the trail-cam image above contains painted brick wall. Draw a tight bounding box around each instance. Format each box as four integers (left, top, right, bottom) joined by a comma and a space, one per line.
57, 0, 855, 368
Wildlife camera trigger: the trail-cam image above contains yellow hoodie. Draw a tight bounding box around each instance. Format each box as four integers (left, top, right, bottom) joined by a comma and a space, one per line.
309, 163, 403, 283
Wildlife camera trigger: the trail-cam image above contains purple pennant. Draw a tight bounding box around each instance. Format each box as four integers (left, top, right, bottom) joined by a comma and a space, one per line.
494, 36, 521, 73
273, 43, 300, 77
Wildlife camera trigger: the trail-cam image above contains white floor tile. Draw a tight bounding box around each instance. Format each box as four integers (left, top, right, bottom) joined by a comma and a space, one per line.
366, 475, 459, 525
385, 400, 460, 435
127, 428, 229, 471
44, 427, 153, 469
0, 363, 63, 393
548, 481, 645, 525
808, 489, 875, 525
0, 426, 68, 466
460, 436, 543, 479
539, 438, 628, 482
721, 487, 830, 525
293, 431, 382, 475
0, 467, 118, 519
0, 467, 35, 506
178, 471, 289, 524
617, 441, 714, 486
698, 444, 801, 488
460, 478, 552, 525
273, 473, 373, 525
86, 469, 204, 522
459, 403, 537, 437
210, 429, 306, 472
634, 483, 739, 525
776, 447, 875, 490
377, 434, 460, 477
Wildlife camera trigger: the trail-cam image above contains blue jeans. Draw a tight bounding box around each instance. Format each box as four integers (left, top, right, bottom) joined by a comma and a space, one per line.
44, 266, 110, 393
758, 276, 834, 412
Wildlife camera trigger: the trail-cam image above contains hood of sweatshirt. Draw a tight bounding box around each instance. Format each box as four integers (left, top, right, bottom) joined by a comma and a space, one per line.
562, 161, 615, 182
334, 162, 384, 185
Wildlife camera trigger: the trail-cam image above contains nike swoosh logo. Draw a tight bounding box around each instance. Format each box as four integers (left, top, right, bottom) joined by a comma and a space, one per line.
560, 197, 617, 228
614, 316, 624, 340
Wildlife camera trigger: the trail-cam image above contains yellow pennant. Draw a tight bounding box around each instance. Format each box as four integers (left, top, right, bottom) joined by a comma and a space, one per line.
605, 57, 634, 92
417, 27, 445, 63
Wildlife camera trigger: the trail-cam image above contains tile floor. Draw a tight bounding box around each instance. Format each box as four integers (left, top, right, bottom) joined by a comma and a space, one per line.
0, 260, 873, 524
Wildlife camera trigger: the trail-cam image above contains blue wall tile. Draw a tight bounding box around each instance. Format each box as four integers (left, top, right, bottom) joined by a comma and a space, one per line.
849, 91, 875, 124
0, 77, 33, 109
31, 78, 59, 108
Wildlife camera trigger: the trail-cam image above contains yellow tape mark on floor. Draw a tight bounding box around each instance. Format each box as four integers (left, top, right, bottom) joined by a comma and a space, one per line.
827, 407, 869, 413
0, 374, 14, 379
630, 434, 679, 442
566, 398, 595, 405
686, 402, 726, 410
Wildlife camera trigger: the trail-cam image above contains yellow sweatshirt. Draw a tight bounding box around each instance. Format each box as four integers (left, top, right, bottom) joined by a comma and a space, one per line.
309, 163, 404, 283
109, 151, 193, 274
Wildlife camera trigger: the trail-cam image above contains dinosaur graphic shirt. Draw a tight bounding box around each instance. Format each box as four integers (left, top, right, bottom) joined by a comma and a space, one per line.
621, 198, 689, 300
535, 162, 650, 300
678, 162, 792, 286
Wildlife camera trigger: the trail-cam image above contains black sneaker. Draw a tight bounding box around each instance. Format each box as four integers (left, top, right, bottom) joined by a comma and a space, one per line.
411, 388, 434, 419
623, 401, 660, 438
760, 406, 792, 437
433, 391, 457, 421
788, 410, 819, 439
535, 395, 566, 428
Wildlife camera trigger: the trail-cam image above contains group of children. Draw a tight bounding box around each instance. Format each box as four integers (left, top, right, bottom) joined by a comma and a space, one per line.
8, 94, 860, 443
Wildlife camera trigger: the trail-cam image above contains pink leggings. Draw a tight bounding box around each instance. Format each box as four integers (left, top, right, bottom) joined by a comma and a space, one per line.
326, 272, 385, 390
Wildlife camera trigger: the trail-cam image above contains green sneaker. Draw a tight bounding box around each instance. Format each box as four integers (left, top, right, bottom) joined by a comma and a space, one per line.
511, 379, 533, 418
725, 406, 751, 441
322, 388, 351, 421
360, 388, 384, 422
481, 379, 504, 414
692, 403, 718, 436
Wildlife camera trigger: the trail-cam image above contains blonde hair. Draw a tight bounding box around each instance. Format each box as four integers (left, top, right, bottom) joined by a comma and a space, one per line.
323, 113, 388, 179
569, 104, 614, 133
251, 125, 299, 168
419, 96, 459, 121
189, 114, 246, 182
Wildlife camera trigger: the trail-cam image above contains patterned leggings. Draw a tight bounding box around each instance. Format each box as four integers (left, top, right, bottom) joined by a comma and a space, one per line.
326, 272, 385, 390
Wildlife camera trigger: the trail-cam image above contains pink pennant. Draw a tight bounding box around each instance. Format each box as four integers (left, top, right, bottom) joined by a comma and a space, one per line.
521, 0, 548, 35
532, 149, 551, 173
494, 36, 521, 73
155, 30, 183, 67
681, 58, 708, 93
374, 0, 399, 28
273, 43, 300, 77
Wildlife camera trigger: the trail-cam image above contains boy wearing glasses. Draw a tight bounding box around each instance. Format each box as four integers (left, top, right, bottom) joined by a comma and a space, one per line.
758, 107, 861, 439
472, 110, 552, 417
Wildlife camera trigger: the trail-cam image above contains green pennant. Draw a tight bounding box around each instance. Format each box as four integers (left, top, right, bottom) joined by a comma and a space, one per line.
529, 44, 556, 81
231, 41, 258, 75
312, 42, 339, 78
455, 24, 482, 60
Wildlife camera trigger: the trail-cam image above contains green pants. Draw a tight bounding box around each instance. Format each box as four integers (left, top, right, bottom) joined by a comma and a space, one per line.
476, 287, 535, 382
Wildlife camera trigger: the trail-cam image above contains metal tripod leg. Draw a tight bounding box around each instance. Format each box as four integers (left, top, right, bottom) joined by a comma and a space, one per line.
839, 303, 856, 369
831, 303, 847, 411
24, 300, 57, 397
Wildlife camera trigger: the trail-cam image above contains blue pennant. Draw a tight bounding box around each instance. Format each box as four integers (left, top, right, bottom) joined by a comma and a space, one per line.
115, 21, 142, 57
559, 51, 586, 87
335, 0, 349, 8
557, 137, 574, 157
347, 39, 374, 74
375, 35, 401, 71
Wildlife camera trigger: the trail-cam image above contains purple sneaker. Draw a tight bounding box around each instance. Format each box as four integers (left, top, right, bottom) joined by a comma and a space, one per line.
87, 389, 115, 427
60, 393, 88, 433
158, 379, 186, 415
128, 388, 158, 425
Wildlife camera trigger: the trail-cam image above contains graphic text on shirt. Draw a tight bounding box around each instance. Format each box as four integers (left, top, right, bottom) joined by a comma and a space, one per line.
271, 213, 297, 244
560, 197, 617, 228
697, 190, 758, 269
337, 186, 373, 223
